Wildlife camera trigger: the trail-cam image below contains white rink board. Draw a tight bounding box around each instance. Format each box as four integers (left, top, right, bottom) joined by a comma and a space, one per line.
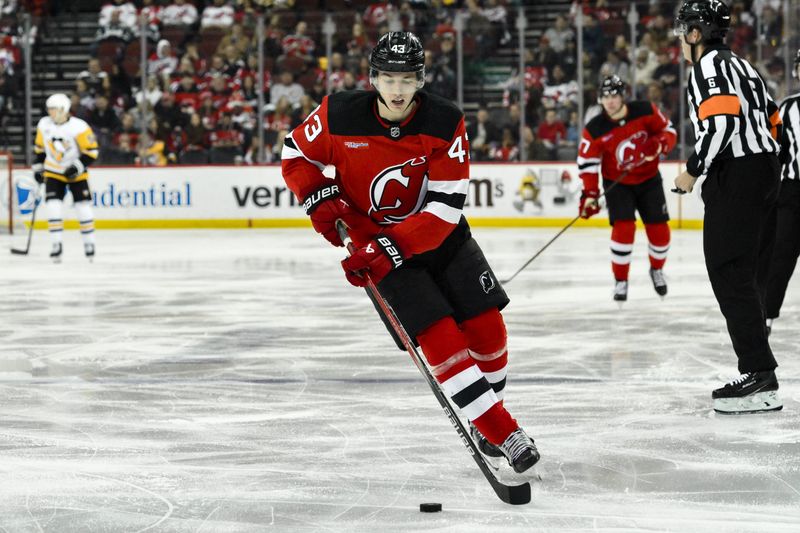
22, 162, 703, 226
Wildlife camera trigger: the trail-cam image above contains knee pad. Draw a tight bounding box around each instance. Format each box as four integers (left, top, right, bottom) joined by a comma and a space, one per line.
417, 316, 471, 381
461, 308, 507, 358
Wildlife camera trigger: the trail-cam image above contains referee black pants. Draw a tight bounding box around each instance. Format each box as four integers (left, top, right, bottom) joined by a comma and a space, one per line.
765, 178, 800, 319
701, 153, 779, 373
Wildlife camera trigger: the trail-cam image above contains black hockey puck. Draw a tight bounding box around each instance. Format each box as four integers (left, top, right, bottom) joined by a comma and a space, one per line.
553, 196, 566, 204
419, 502, 442, 513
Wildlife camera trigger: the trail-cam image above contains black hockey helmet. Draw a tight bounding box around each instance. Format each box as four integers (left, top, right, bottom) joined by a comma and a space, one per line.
598, 75, 627, 98
674, 0, 731, 42
369, 31, 425, 88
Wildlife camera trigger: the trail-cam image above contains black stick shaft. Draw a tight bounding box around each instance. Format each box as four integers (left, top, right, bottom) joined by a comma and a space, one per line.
501, 174, 627, 285
335, 220, 531, 505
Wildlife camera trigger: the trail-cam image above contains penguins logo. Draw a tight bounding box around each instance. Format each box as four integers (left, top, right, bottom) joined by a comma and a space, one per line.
616, 131, 649, 169
369, 157, 428, 224
479, 270, 496, 294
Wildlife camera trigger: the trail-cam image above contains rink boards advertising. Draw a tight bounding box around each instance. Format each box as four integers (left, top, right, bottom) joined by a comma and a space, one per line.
11, 163, 704, 230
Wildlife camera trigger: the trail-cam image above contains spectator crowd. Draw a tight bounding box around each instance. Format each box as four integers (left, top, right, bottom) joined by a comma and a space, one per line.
0, 0, 789, 164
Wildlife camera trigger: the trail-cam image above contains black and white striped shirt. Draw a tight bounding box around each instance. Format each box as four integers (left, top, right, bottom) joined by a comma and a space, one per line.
686, 44, 781, 178
779, 93, 800, 181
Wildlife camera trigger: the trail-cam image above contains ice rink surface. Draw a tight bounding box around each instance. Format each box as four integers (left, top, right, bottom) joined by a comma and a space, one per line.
1, 227, 799, 533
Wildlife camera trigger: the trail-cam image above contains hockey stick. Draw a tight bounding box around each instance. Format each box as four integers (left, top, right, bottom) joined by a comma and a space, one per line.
10, 183, 43, 256
501, 172, 628, 285
335, 220, 531, 505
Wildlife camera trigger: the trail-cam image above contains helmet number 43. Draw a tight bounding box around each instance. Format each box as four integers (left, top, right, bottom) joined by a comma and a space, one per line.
390, 44, 406, 53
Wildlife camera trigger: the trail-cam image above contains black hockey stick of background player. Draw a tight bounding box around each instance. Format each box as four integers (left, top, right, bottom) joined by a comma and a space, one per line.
10, 183, 43, 255
501, 172, 628, 285
335, 220, 532, 506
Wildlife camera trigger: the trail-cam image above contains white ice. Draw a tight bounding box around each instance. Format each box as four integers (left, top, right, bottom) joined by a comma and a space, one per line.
1, 227, 799, 532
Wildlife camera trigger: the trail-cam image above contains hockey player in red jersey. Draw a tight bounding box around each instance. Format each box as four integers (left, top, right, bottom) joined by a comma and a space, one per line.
281, 31, 539, 474
577, 75, 677, 302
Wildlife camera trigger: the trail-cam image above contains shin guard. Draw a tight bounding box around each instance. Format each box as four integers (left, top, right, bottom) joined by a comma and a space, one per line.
417, 317, 517, 445
610, 220, 636, 281
461, 308, 509, 402
645, 222, 670, 270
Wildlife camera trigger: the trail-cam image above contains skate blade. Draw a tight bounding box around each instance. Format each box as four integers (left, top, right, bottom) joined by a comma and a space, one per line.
714, 390, 783, 414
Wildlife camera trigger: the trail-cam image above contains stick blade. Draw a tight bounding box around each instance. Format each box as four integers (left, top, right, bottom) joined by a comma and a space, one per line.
10, 248, 29, 255
493, 479, 531, 505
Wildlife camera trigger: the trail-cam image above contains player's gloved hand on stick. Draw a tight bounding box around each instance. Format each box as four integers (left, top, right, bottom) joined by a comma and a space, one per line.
620, 136, 663, 171
303, 183, 360, 247
579, 189, 601, 219
32, 163, 44, 184
63, 164, 81, 181
341, 235, 404, 287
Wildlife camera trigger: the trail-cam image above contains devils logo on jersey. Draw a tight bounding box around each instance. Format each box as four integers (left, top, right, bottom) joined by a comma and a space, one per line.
615, 131, 648, 169
369, 157, 428, 224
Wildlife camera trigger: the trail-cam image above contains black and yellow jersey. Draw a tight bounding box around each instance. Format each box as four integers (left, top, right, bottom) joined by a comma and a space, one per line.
34, 116, 99, 183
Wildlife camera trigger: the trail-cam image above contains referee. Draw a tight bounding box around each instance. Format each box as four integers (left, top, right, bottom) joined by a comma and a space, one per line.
673, 0, 782, 414
764, 49, 800, 337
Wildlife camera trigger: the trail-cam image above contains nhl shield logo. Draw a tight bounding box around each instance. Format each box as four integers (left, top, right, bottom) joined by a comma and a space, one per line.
479, 270, 496, 294
390, 127, 400, 138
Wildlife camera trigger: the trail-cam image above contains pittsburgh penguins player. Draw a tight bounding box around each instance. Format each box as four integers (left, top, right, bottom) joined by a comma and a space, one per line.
34, 93, 99, 262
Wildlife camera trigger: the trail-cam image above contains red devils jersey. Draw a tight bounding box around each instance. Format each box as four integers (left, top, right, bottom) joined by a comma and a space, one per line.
577, 101, 677, 189
281, 90, 469, 257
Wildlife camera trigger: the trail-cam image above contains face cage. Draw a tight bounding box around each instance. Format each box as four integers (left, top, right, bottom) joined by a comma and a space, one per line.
369, 68, 426, 92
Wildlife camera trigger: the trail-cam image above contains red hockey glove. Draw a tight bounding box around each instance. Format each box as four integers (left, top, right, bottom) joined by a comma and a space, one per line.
579, 189, 601, 219
341, 235, 404, 287
620, 137, 663, 171
303, 184, 359, 247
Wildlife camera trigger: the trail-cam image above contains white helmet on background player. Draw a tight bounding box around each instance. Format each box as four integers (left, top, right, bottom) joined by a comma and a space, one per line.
46, 93, 71, 124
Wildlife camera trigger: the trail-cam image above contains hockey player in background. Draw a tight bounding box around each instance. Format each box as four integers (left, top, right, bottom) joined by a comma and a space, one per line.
576, 75, 677, 302
281, 31, 539, 474
34, 93, 99, 262
764, 49, 800, 337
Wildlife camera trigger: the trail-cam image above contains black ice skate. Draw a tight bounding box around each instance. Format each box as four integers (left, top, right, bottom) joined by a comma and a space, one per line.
649, 268, 667, 297
499, 428, 540, 473
469, 423, 504, 458
84, 243, 95, 262
613, 280, 628, 303
50, 242, 62, 263
712, 370, 782, 414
